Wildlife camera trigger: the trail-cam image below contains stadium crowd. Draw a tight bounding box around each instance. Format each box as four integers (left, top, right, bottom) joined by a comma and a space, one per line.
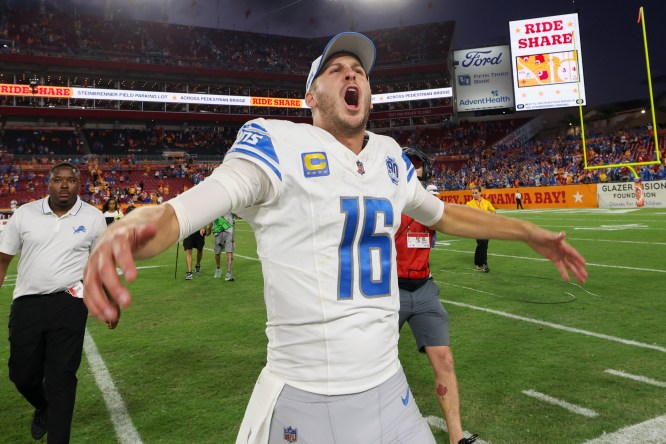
1, 122, 663, 211
1, 2, 451, 73
422, 126, 665, 191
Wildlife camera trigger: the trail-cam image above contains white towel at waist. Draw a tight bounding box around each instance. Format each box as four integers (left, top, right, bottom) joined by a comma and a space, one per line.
236, 367, 285, 444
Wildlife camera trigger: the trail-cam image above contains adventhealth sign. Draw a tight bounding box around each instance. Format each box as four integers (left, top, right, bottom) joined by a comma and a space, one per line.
453, 45, 515, 112
459, 96, 511, 106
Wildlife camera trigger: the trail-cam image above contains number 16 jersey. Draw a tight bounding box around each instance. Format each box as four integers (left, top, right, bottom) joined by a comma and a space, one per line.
225, 118, 439, 395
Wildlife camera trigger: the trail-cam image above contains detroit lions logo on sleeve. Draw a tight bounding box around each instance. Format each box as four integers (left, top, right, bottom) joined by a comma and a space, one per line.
385, 155, 399, 185
228, 122, 282, 181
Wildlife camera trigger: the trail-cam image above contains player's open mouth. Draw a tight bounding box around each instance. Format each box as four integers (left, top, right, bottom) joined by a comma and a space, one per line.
344, 87, 359, 107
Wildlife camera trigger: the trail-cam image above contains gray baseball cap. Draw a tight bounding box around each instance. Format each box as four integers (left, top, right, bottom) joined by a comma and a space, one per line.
305, 32, 376, 93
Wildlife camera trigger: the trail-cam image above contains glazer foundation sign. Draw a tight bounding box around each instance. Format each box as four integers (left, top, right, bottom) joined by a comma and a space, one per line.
453, 46, 514, 112
509, 13, 586, 111
597, 180, 666, 208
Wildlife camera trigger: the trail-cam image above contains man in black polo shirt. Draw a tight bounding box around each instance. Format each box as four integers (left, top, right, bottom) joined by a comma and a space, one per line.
0, 162, 106, 443
183, 226, 209, 280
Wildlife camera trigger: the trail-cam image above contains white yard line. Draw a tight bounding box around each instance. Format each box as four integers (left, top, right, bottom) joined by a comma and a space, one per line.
520, 224, 666, 231
579, 262, 666, 273
582, 414, 666, 443
522, 390, 598, 417
84, 330, 143, 444
435, 248, 666, 273
203, 247, 259, 262
604, 369, 666, 388
234, 253, 260, 261
425, 416, 487, 443
567, 237, 666, 246
438, 297, 666, 354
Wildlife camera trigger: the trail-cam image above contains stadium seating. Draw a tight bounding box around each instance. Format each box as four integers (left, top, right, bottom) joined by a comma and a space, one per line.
0, 1, 663, 210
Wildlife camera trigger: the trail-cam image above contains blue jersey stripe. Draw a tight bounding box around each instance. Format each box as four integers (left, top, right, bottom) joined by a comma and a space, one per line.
240, 124, 280, 164
235, 139, 279, 165
247, 122, 269, 133
229, 147, 283, 181
402, 153, 416, 182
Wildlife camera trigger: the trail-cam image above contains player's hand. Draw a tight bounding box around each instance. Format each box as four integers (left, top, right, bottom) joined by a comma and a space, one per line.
83, 222, 158, 325
527, 228, 587, 284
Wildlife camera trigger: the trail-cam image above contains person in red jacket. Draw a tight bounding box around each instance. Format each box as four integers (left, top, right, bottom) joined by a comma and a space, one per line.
397, 147, 476, 444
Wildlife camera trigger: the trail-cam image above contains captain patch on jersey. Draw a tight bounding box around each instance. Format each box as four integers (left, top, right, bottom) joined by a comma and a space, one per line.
302, 152, 330, 177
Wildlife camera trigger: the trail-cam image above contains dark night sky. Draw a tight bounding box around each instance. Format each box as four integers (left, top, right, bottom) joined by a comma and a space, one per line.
69, 0, 666, 107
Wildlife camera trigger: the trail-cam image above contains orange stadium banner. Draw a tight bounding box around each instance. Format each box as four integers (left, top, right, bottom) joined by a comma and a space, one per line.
250, 97, 303, 108
436, 184, 598, 209
0, 83, 74, 98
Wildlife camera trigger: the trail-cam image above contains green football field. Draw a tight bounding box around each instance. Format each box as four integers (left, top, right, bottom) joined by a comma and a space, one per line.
1, 208, 664, 443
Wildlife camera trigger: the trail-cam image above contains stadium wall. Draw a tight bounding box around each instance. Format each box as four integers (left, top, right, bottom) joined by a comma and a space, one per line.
435, 181, 666, 209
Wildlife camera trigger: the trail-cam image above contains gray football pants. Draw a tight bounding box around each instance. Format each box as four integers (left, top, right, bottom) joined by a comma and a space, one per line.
268, 367, 435, 444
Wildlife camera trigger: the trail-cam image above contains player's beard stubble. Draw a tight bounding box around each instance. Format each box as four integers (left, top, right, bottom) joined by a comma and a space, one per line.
314, 90, 371, 138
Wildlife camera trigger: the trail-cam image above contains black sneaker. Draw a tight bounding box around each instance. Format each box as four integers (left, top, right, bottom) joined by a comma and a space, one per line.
458, 435, 478, 444
482, 264, 490, 273
185, 272, 193, 280
195, 265, 201, 275
31, 408, 47, 440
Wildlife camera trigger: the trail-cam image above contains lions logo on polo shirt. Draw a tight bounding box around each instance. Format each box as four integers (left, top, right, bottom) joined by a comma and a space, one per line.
73, 225, 87, 234
302, 152, 330, 177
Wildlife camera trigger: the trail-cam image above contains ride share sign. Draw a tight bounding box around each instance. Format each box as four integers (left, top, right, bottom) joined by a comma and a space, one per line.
509, 13, 586, 111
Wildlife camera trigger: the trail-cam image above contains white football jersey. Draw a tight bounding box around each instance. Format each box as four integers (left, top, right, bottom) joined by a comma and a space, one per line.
225, 118, 425, 395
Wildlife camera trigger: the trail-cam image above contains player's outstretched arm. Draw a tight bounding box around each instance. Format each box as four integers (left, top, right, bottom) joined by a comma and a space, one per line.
431, 203, 587, 283
83, 204, 180, 324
